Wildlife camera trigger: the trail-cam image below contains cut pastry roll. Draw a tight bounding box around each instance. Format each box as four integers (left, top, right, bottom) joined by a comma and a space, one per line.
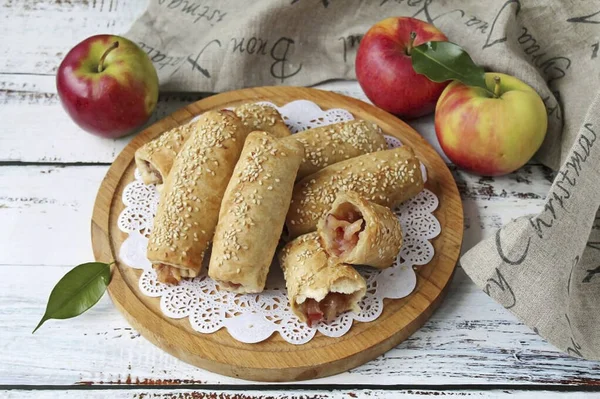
135, 103, 289, 186
147, 110, 249, 285
233, 103, 291, 138
135, 122, 196, 187
318, 191, 403, 269
282, 120, 387, 180
278, 232, 367, 326
208, 131, 304, 293
286, 146, 423, 238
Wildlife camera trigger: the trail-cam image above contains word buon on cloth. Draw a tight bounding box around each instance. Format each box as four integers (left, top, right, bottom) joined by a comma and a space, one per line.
128, 0, 600, 360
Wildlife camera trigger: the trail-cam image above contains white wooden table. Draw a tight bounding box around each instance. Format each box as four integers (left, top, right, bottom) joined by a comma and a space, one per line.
1, 1, 600, 398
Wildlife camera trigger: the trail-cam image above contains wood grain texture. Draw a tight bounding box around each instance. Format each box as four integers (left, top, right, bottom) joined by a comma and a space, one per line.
90, 86, 463, 381
0, 74, 442, 164
0, 72, 544, 166
2, 389, 599, 398
0, 0, 142, 75
4, 264, 600, 386
3, 158, 586, 387
0, 164, 552, 267
0, 73, 208, 163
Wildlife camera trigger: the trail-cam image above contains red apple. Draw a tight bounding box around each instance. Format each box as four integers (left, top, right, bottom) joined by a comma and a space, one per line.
56, 34, 159, 139
435, 73, 548, 176
356, 17, 449, 119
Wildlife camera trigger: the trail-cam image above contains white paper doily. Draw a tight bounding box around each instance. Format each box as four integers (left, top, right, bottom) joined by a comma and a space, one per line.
118, 100, 440, 345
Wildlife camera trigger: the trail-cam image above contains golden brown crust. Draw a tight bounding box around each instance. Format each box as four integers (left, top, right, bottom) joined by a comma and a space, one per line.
318, 191, 403, 269
286, 146, 423, 238
208, 131, 304, 293
147, 110, 249, 284
278, 233, 367, 323
135, 122, 196, 186
282, 120, 387, 180
135, 103, 289, 186
233, 103, 290, 138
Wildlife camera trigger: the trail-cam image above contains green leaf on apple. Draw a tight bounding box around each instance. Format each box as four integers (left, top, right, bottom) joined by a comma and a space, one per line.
411, 41, 491, 95
33, 261, 112, 333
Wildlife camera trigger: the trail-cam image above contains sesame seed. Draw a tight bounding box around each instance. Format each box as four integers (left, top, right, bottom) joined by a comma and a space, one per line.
147, 110, 244, 269
288, 147, 421, 234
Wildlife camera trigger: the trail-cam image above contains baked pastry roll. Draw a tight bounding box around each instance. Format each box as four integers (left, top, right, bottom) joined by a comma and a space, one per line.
148, 110, 248, 285
135, 103, 289, 186
233, 103, 291, 138
135, 122, 195, 187
208, 131, 304, 293
283, 120, 387, 180
278, 232, 367, 326
286, 146, 423, 238
318, 191, 403, 269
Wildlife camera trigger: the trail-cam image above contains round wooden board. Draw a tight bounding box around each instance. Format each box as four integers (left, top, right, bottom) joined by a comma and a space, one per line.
91, 86, 463, 382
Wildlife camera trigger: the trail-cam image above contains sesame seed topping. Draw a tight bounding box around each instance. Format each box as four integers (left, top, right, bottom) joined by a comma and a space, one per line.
138, 121, 197, 158
234, 103, 284, 132
148, 110, 244, 268
288, 120, 387, 178
288, 147, 422, 235
210, 130, 301, 285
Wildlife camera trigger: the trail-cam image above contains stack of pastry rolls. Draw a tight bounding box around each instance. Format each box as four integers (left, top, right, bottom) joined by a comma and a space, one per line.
278, 232, 367, 327
137, 105, 424, 326
135, 103, 292, 189
147, 110, 249, 285
144, 104, 292, 284
279, 189, 408, 325
280, 146, 422, 325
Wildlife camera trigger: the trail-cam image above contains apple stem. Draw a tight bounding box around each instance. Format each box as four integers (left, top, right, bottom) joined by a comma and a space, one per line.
97, 41, 119, 73
493, 76, 501, 98
406, 31, 417, 55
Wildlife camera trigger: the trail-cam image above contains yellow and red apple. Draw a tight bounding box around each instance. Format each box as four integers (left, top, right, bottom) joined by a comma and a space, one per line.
56, 35, 159, 139
356, 17, 449, 119
435, 73, 547, 176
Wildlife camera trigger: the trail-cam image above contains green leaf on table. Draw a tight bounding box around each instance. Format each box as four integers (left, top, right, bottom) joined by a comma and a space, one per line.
33, 262, 112, 333
411, 41, 488, 91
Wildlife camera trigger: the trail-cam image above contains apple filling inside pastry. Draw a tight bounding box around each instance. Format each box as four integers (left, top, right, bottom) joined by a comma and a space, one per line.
299, 292, 353, 327
321, 203, 365, 257
154, 263, 198, 285
216, 281, 242, 291
144, 161, 162, 184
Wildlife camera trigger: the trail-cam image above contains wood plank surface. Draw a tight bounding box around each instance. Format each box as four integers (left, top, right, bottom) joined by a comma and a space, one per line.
0, 0, 143, 75
2, 389, 599, 398
0, 74, 207, 163
3, 264, 600, 386
0, 74, 444, 164
0, 164, 551, 267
